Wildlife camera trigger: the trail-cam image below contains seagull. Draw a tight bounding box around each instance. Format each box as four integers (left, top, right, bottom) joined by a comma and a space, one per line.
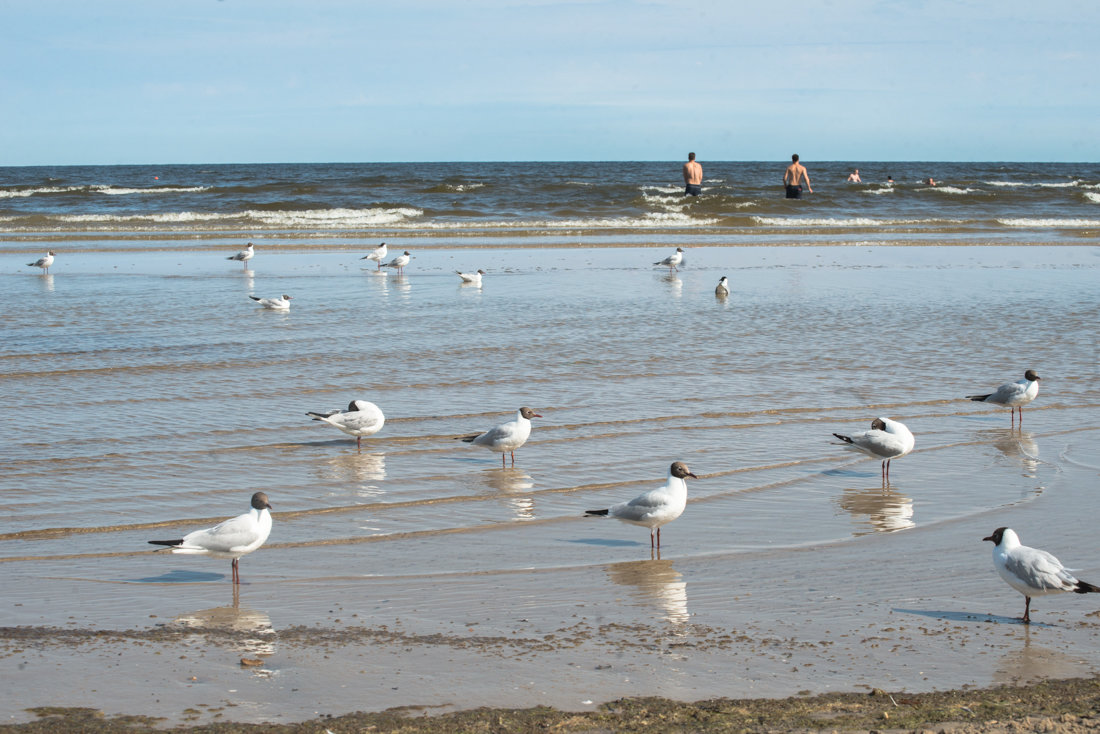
832, 417, 915, 483
28, 251, 56, 274
456, 269, 486, 284
383, 250, 411, 275
306, 399, 385, 448
585, 462, 698, 550
715, 276, 730, 297
967, 370, 1041, 426
360, 242, 387, 270
227, 242, 254, 267
149, 492, 273, 585
654, 247, 684, 272
456, 407, 541, 467
249, 294, 292, 310
983, 527, 1100, 624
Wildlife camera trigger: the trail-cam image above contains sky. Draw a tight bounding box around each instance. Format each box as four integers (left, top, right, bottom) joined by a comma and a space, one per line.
2, 0, 1098, 165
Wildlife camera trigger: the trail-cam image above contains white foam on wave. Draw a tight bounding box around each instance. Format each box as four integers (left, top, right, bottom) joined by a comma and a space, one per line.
985, 180, 1080, 188
998, 217, 1100, 228
394, 212, 720, 229
931, 186, 979, 195
1084, 192, 1100, 204
640, 185, 684, 195
99, 186, 210, 195
0, 185, 87, 198
752, 216, 956, 227
53, 207, 423, 227
863, 187, 896, 196
0, 184, 209, 198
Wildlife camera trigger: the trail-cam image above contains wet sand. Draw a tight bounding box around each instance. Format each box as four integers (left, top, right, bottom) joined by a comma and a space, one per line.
3, 244, 1099, 728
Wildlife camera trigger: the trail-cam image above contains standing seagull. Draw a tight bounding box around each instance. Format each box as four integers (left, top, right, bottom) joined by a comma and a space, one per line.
28, 251, 56, 274
967, 370, 1041, 426
383, 250, 411, 275
249, 294, 292, 310
654, 247, 684, 272
585, 462, 698, 550
456, 407, 541, 467
832, 417, 915, 483
715, 276, 730, 297
149, 492, 273, 585
360, 242, 388, 270
456, 269, 486, 285
983, 527, 1099, 624
306, 399, 385, 448
227, 242, 254, 267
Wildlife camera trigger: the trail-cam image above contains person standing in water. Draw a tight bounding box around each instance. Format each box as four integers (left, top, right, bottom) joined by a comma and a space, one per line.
784, 154, 812, 198
683, 152, 703, 196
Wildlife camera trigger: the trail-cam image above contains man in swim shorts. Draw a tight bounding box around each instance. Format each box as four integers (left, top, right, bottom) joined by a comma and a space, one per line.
783, 154, 812, 199
683, 152, 702, 196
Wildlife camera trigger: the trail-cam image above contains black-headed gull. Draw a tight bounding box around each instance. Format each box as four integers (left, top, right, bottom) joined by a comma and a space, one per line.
715, 276, 729, 297
833, 417, 915, 483
227, 242, 254, 267
653, 247, 684, 272
457, 407, 541, 467
383, 250, 411, 275
456, 269, 486, 284
967, 370, 1041, 426
360, 242, 387, 270
28, 251, 56, 274
306, 399, 385, 448
585, 462, 698, 550
149, 492, 273, 585
983, 527, 1099, 624
249, 294, 292, 310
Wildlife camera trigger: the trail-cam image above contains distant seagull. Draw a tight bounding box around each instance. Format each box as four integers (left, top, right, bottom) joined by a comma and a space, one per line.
306, 399, 385, 448
360, 242, 387, 270
715, 276, 730, 297
383, 250, 411, 275
457, 407, 541, 467
249, 294, 292, 310
967, 370, 1041, 426
833, 417, 915, 483
984, 527, 1100, 624
28, 251, 56, 274
456, 269, 486, 284
149, 492, 273, 585
227, 242, 254, 267
654, 247, 684, 272
585, 462, 698, 550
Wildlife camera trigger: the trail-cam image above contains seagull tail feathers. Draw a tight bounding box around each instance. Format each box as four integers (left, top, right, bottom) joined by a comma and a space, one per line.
249, 296, 261, 302
148, 539, 183, 548
584, 509, 610, 517
456, 434, 479, 443
832, 433, 854, 444
967, 393, 992, 402
1075, 580, 1100, 594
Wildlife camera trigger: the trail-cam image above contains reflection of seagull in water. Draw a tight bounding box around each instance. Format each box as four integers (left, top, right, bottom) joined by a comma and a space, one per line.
585, 462, 698, 550
984, 527, 1100, 624
606, 558, 689, 624
360, 242, 387, 270
149, 492, 273, 585
457, 407, 542, 467
837, 486, 914, 535
653, 247, 684, 272
832, 417, 915, 483
989, 429, 1040, 476
306, 399, 385, 448
482, 468, 535, 521
173, 605, 277, 656
967, 369, 1040, 426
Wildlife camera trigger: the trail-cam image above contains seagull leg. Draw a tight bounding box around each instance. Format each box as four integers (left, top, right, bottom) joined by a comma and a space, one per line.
231, 558, 240, 585
650, 528, 656, 549
510, 451, 516, 466
357, 436, 362, 449
1022, 596, 1031, 624
657, 527, 662, 549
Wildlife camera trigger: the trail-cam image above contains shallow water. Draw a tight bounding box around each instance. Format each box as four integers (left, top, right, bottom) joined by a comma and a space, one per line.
2, 244, 1100, 724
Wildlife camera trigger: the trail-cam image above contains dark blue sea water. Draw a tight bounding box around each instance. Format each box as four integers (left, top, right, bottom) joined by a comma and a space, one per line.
1, 161, 1098, 250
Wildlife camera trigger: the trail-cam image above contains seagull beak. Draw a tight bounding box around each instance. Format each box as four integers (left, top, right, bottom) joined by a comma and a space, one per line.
533, 413, 543, 418
982, 535, 995, 542
687, 472, 699, 479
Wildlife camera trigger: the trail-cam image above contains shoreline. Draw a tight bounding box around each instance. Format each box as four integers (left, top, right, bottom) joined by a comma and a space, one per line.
5, 676, 1100, 732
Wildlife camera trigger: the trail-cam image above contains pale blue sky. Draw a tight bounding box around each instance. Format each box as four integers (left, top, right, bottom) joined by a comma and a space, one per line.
2, 0, 1097, 165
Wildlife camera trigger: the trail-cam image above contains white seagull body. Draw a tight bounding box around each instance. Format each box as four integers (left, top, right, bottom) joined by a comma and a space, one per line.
833, 417, 915, 483
228, 242, 254, 266
456, 269, 486, 284
984, 527, 1099, 624
715, 276, 730, 297
149, 492, 273, 585
585, 462, 698, 550
306, 399, 385, 447
28, 251, 56, 273
383, 250, 411, 274
360, 242, 388, 270
654, 247, 684, 272
457, 407, 541, 467
967, 370, 1040, 426
249, 294, 292, 310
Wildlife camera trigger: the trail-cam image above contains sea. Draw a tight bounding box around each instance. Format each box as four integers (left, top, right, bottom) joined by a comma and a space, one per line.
2, 161, 1099, 726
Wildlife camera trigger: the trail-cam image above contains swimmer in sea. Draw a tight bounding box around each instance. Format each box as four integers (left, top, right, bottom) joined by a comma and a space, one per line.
683, 152, 702, 196
847, 169, 861, 183
783, 154, 812, 199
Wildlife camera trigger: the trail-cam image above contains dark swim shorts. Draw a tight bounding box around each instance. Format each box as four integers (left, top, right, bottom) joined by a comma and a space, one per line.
785, 184, 803, 199
685, 184, 701, 196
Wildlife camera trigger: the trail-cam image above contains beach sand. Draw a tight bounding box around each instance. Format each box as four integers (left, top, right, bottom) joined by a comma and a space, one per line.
2, 244, 1099, 730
